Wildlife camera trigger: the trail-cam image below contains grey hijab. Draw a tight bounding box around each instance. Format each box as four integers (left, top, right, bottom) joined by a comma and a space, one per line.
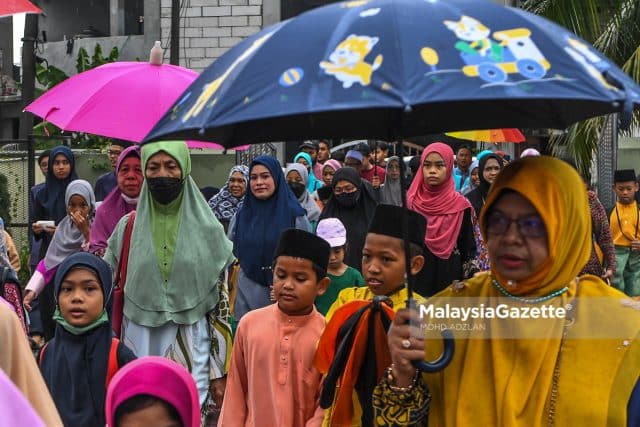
44, 180, 96, 270
380, 156, 402, 206
285, 163, 321, 223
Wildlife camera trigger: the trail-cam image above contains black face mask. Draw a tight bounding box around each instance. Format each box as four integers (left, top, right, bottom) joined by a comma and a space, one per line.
147, 177, 183, 205
288, 181, 306, 199
336, 190, 360, 208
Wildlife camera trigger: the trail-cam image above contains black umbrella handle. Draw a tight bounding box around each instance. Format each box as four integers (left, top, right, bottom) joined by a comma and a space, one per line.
405, 298, 455, 373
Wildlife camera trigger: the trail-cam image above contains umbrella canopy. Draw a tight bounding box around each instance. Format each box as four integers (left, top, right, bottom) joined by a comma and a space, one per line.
0, 0, 41, 18
144, 0, 640, 148
446, 128, 525, 143
25, 61, 198, 143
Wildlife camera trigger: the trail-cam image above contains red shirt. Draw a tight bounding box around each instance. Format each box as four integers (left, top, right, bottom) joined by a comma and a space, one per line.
360, 165, 386, 184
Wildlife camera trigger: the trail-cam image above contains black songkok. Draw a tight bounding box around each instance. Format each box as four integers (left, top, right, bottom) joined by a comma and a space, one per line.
367, 204, 426, 248
274, 228, 330, 270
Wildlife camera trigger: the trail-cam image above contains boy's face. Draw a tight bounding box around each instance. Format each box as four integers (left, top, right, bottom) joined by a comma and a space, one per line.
614, 181, 638, 204
328, 246, 346, 269
58, 268, 104, 327
362, 233, 423, 296
273, 256, 328, 315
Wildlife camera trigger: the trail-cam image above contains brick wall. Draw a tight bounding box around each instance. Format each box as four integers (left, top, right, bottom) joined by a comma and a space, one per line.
160, 0, 263, 72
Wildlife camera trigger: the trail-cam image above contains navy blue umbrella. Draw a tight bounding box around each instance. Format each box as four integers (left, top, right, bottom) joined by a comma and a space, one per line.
144, 0, 640, 148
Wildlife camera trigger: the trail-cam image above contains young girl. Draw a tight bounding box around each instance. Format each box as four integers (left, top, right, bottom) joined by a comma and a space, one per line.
24, 179, 95, 339
106, 356, 200, 427
294, 152, 323, 192
408, 143, 479, 296
285, 163, 321, 230
39, 252, 136, 427
314, 218, 364, 315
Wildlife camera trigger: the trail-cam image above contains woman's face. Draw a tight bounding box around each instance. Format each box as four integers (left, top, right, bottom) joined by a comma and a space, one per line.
145, 152, 182, 179
52, 153, 72, 180
286, 170, 303, 184
117, 156, 143, 198
322, 166, 336, 186
486, 192, 549, 282
388, 160, 401, 180
471, 168, 480, 186
228, 171, 247, 198
250, 164, 276, 200
297, 157, 310, 170
483, 158, 501, 184
422, 152, 447, 187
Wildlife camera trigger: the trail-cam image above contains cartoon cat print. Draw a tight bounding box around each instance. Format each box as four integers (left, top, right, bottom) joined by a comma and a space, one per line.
320, 35, 383, 88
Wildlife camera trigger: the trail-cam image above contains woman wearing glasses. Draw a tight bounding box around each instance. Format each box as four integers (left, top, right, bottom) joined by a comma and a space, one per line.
374, 156, 640, 426
407, 143, 479, 297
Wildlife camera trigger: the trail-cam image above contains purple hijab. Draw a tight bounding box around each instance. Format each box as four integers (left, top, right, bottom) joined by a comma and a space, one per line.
90, 146, 141, 253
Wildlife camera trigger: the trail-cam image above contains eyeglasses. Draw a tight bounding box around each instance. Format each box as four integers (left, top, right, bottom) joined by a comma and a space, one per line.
108, 150, 123, 157
486, 213, 546, 238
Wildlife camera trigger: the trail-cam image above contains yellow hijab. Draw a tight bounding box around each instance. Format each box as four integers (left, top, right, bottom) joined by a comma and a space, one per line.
424, 157, 640, 427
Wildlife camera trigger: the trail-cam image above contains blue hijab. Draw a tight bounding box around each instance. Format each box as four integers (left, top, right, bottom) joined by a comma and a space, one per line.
294, 152, 322, 192
41, 253, 118, 427
234, 156, 306, 286
36, 145, 79, 223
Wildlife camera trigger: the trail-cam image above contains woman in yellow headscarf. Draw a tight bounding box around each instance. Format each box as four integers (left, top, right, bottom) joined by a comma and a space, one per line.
373, 156, 640, 426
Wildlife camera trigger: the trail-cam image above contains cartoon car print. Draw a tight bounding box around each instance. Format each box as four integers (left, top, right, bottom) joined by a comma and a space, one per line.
458, 28, 551, 83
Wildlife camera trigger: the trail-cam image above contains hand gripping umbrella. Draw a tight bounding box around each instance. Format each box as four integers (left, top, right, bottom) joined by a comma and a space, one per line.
144, 0, 640, 372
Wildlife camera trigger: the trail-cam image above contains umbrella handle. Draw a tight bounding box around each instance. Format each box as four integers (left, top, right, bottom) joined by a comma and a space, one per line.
405, 298, 455, 373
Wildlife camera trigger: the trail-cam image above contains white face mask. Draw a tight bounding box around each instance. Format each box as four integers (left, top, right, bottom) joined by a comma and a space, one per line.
121, 193, 139, 205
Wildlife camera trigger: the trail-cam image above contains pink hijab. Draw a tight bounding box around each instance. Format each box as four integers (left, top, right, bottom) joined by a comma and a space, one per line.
105, 356, 199, 427
0, 369, 46, 427
407, 142, 471, 259
90, 146, 141, 253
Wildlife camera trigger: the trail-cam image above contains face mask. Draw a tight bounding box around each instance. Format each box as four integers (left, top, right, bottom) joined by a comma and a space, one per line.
121, 193, 139, 205
147, 177, 183, 204
336, 191, 359, 208
288, 181, 306, 199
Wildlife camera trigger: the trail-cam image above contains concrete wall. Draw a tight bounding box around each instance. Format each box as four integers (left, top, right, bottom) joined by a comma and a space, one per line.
159, 0, 266, 72
38, 0, 111, 42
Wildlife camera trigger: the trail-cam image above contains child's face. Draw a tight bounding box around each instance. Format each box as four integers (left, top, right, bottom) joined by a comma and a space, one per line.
362, 233, 423, 296
328, 246, 345, 269
117, 401, 181, 427
67, 194, 90, 218
273, 256, 327, 316
58, 268, 104, 327
614, 181, 638, 204
422, 152, 448, 187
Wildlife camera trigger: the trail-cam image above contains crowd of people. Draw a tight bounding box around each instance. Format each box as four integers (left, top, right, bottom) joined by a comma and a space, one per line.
1, 137, 639, 426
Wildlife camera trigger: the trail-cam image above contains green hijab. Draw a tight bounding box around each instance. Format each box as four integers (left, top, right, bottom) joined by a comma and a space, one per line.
123, 141, 233, 327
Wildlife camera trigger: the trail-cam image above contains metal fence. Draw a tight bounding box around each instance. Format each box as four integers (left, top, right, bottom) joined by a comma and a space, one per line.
0, 139, 35, 259
236, 143, 278, 166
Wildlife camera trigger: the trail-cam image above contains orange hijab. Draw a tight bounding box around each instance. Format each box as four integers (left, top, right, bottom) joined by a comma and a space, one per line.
424, 157, 640, 426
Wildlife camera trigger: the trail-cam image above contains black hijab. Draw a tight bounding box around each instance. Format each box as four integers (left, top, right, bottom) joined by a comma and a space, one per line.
466, 153, 503, 216
40, 252, 114, 427
320, 167, 378, 271
36, 145, 79, 223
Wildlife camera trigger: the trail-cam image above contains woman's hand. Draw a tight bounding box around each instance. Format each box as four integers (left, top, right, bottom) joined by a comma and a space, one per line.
210, 376, 227, 408
70, 211, 90, 241
32, 222, 43, 235
23, 290, 35, 311
388, 308, 426, 387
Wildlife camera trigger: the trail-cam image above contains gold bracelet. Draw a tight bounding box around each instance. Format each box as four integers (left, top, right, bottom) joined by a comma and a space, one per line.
385, 364, 419, 393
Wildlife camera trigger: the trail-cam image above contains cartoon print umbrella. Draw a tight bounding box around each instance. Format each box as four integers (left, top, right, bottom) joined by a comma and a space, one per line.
145, 0, 640, 149
0, 0, 41, 18
446, 128, 525, 143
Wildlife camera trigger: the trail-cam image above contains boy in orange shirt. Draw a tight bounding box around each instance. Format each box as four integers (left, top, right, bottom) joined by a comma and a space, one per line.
219, 229, 330, 427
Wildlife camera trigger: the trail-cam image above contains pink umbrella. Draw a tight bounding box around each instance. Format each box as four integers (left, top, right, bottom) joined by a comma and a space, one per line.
25, 58, 199, 143
0, 0, 42, 18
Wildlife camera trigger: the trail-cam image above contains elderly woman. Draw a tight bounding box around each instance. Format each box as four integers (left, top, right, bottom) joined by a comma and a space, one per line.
208, 165, 249, 232
374, 156, 640, 426
90, 146, 143, 256
104, 141, 234, 412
